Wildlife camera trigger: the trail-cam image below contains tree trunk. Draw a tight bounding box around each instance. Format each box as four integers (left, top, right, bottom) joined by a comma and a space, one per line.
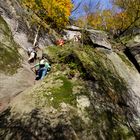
33, 25, 40, 47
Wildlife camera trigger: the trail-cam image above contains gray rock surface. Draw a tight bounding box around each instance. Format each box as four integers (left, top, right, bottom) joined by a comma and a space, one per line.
129, 43, 140, 66
0, 0, 56, 48
126, 34, 140, 69
86, 29, 112, 50
65, 26, 112, 50
107, 52, 140, 122
0, 14, 35, 112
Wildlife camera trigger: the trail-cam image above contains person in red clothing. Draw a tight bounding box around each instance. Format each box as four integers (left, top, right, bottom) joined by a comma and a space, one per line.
56, 39, 64, 46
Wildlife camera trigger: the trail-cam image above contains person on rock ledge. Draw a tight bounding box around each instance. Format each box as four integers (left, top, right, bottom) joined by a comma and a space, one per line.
27, 46, 40, 63
31, 58, 51, 80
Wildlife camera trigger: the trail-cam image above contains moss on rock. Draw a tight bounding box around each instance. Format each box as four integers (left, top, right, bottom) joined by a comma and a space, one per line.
0, 43, 136, 140
118, 52, 133, 68
50, 76, 75, 107
0, 16, 21, 75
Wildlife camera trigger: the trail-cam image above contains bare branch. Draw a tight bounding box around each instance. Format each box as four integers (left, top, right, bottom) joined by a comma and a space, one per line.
71, 0, 84, 13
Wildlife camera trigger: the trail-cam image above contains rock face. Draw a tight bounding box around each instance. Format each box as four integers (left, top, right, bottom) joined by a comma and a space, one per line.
0, 2, 140, 140
107, 52, 140, 120
125, 34, 140, 73
0, 15, 35, 112
0, 15, 20, 74
128, 43, 140, 69
0, 0, 58, 49
63, 29, 81, 41
65, 26, 112, 51
0, 44, 140, 139
86, 29, 112, 50
0, 0, 61, 112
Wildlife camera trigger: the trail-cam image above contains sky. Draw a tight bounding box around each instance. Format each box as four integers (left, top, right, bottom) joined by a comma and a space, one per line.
71, 0, 112, 19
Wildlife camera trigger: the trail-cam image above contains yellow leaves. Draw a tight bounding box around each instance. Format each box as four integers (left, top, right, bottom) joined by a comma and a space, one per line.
112, 0, 140, 29
43, 0, 73, 27
75, 0, 139, 36
22, 0, 39, 12
90, 14, 102, 29
22, 0, 73, 28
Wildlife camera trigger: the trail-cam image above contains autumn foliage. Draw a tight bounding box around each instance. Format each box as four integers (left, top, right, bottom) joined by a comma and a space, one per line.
75, 0, 140, 36
22, 0, 73, 28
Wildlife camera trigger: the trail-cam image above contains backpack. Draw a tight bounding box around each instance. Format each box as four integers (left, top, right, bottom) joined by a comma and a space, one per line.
34, 51, 37, 59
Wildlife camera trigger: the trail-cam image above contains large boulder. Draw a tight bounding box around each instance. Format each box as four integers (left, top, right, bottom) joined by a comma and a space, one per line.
85, 29, 112, 50
64, 26, 81, 41
65, 26, 112, 50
